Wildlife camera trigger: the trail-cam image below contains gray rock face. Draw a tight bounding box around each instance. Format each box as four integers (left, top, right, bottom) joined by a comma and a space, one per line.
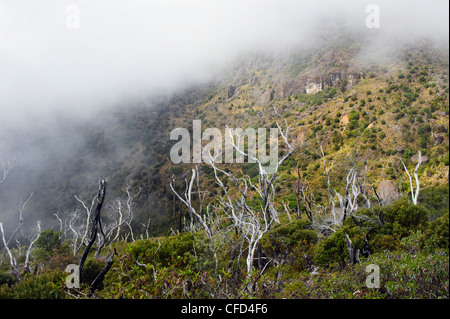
254, 89, 274, 106
377, 180, 400, 205
395, 146, 404, 153
410, 154, 429, 163
434, 133, 444, 145
226, 85, 235, 99
272, 69, 364, 99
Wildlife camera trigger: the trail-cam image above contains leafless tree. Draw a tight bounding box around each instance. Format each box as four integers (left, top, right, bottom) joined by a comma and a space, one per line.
24, 220, 41, 273
0, 192, 40, 281
400, 150, 422, 205
0, 147, 15, 185
170, 167, 213, 238
78, 179, 107, 284
104, 180, 141, 244
202, 107, 294, 274
0, 222, 21, 282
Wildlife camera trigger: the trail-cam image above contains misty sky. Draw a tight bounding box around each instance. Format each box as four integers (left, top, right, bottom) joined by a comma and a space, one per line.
0, 0, 448, 127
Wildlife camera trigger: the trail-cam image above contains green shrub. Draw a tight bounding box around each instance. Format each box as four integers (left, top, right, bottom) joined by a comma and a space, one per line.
260, 219, 317, 268
0, 271, 66, 299
418, 184, 449, 220
34, 229, 66, 262
314, 225, 365, 267
380, 198, 428, 237
370, 234, 401, 253
0, 272, 15, 287
128, 232, 211, 271
82, 258, 105, 285
419, 213, 449, 253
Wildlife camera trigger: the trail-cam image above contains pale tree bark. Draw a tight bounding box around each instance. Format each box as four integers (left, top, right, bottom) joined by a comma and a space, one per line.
24, 221, 41, 273
202, 107, 294, 275
0, 222, 21, 282
0, 192, 33, 266
74, 194, 96, 253
0, 147, 15, 185
400, 150, 422, 205
104, 181, 140, 244
170, 167, 212, 238
313, 167, 362, 233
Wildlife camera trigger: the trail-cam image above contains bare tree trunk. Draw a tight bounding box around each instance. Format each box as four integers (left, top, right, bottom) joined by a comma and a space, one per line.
79, 179, 107, 284
0, 222, 21, 282
90, 248, 117, 294
25, 221, 41, 273
170, 168, 212, 238
400, 150, 422, 205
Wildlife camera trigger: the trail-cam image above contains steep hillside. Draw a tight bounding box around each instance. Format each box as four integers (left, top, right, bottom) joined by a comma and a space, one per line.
0, 36, 448, 239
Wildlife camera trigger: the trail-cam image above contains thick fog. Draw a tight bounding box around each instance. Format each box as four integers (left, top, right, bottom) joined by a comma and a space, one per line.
0, 0, 448, 126
0, 1, 448, 234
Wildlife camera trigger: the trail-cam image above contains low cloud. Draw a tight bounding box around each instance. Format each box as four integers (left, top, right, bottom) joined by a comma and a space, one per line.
0, 0, 448, 126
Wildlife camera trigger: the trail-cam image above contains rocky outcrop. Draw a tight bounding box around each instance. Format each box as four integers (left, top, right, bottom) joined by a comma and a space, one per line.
411, 154, 429, 163
377, 180, 400, 205
273, 69, 364, 99
254, 89, 274, 106
434, 133, 444, 145
226, 85, 235, 99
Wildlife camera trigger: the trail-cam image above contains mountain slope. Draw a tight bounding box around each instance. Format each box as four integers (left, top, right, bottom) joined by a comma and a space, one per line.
0, 36, 448, 238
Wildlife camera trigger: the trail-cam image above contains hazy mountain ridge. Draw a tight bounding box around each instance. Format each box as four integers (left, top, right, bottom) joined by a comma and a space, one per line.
0, 35, 448, 240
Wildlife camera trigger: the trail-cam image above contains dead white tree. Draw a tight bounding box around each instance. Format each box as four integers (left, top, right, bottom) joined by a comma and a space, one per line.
0, 147, 15, 185
122, 180, 141, 242
170, 167, 213, 238
400, 151, 422, 205
337, 168, 361, 223
0, 222, 21, 282
0, 192, 39, 281
202, 107, 294, 274
313, 168, 362, 233
74, 194, 96, 252
318, 138, 334, 200
0, 192, 33, 266
24, 220, 41, 273
223, 107, 294, 226
104, 180, 140, 244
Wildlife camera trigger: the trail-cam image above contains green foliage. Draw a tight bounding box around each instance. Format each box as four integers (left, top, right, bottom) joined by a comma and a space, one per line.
242, 163, 259, 178
418, 184, 449, 220
129, 232, 211, 271
419, 213, 449, 253
34, 229, 63, 261
380, 198, 428, 237
370, 251, 448, 299
0, 271, 66, 299
82, 258, 105, 285
0, 272, 15, 287
314, 224, 365, 267
260, 219, 317, 268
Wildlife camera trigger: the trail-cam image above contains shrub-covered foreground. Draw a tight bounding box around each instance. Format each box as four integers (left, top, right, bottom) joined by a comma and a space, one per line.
0, 185, 448, 299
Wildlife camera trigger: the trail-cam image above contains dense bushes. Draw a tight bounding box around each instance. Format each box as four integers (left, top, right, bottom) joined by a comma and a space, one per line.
0, 271, 66, 299
128, 232, 212, 271
260, 219, 317, 269
379, 197, 428, 237
275, 250, 448, 299
314, 224, 365, 267
0, 185, 448, 299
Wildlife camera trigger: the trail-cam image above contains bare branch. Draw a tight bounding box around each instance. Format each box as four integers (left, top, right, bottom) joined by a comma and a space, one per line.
400, 150, 422, 205
0, 222, 21, 282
